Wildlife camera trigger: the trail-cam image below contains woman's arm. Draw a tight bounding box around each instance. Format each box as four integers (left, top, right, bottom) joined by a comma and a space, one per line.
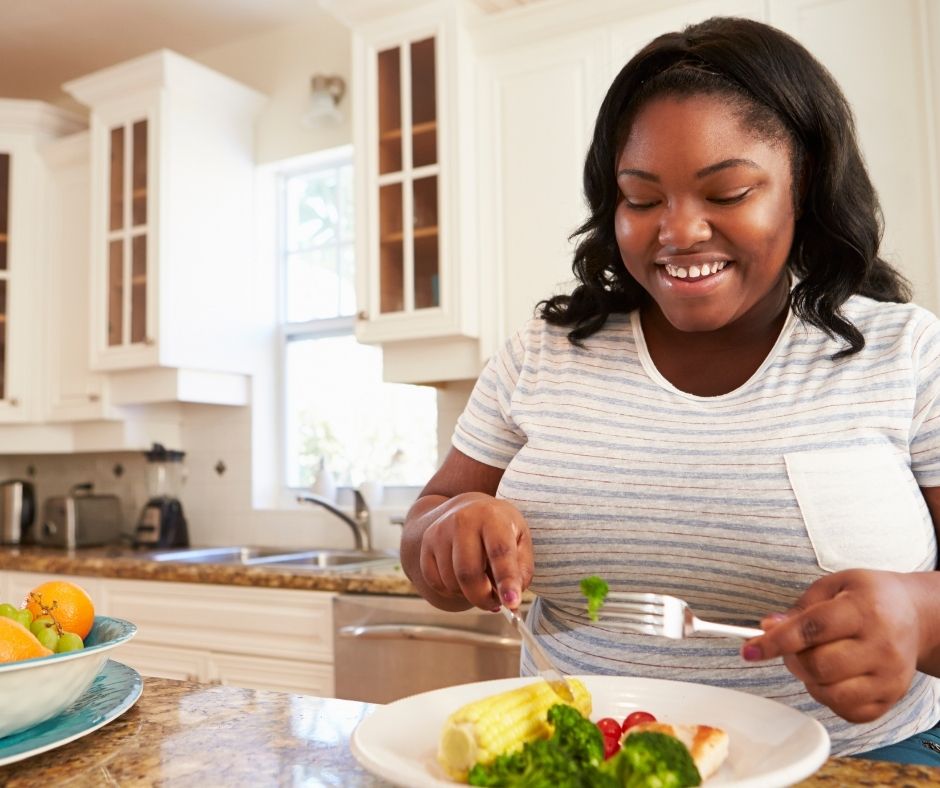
400, 447, 533, 613
906, 486, 940, 674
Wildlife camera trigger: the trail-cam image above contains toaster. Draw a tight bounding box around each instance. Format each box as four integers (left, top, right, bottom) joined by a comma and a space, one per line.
37, 488, 124, 549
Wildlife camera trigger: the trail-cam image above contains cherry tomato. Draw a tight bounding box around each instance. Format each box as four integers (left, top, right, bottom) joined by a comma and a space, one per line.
621, 710, 656, 733
596, 717, 622, 739
602, 732, 621, 759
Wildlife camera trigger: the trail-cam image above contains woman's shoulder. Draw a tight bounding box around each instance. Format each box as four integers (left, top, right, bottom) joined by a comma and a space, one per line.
841, 294, 940, 338
513, 313, 634, 352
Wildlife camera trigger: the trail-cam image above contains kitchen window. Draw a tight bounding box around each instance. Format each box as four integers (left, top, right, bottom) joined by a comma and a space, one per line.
278, 147, 438, 490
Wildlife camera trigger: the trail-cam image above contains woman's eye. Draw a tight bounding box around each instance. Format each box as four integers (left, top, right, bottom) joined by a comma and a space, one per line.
709, 189, 752, 205
623, 197, 660, 211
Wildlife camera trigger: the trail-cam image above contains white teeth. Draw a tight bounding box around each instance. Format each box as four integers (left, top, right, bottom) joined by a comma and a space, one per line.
664, 261, 727, 280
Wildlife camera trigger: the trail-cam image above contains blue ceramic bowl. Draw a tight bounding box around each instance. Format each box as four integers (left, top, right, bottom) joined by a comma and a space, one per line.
0, 615, 136, 739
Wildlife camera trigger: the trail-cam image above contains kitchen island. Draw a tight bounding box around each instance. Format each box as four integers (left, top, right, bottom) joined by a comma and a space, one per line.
0, 676, 938, 787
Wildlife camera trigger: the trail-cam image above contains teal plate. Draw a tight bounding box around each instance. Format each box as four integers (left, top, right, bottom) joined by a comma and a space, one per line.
0, 660, 142, 767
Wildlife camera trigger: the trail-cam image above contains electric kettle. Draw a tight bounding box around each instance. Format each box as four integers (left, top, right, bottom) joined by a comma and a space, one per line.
0, 479, 36, 545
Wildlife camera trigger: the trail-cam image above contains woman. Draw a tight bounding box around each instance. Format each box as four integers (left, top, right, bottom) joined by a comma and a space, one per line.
400, 16, 940, 762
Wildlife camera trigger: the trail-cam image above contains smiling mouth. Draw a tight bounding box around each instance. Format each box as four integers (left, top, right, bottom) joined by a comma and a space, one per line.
663, 261, 730, 281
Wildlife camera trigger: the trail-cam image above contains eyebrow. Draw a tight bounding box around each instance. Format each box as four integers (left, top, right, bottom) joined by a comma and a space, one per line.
617, 158, 763, 182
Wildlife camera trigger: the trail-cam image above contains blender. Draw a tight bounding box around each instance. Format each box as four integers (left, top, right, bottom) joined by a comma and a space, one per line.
134, 443, 189, 548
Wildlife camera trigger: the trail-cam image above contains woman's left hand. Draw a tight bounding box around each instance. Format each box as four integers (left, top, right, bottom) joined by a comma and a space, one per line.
742, 569, 922, 723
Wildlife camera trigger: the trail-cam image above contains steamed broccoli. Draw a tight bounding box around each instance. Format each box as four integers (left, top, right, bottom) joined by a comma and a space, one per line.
602, 731, 702, 788
467, 703, 614, 788
580, 576, 610, 621
467, 706, 701, 788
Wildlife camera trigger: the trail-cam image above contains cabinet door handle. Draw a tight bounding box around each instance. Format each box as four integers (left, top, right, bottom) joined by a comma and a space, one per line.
88, 393, 100, 402
338, 624, 520, 650
7, 398, 18, 407
357, 310, 369, 321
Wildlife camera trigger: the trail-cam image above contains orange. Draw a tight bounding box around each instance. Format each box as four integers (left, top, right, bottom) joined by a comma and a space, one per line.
0, 617, 53, 662
25, 580, 95, 639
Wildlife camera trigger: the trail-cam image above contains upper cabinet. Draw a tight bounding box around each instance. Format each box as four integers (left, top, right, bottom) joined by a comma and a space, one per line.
64, 51, 267, 377
343, 1, 482, 348
0, 101, 85, 423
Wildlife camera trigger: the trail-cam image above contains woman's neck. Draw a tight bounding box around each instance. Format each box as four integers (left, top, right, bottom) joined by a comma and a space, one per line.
639, 276, 791, 396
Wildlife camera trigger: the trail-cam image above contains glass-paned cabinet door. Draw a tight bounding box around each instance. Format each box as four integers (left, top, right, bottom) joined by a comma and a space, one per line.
0, 153, 8, 400
374, 36, 440, 317
106, 119, 149, 348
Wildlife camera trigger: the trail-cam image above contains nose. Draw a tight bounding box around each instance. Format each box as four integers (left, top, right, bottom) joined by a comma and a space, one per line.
657, 201, 712, 249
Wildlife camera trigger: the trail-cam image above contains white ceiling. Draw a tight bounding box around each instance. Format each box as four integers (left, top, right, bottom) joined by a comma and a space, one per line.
0, 0, 542, 108
0, 0, 335, 105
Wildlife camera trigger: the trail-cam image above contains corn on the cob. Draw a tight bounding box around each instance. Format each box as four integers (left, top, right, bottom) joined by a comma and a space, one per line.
437, 678, 591, 781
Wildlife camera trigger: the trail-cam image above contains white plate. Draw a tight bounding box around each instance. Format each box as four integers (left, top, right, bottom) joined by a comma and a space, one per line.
351, 675, 830, 787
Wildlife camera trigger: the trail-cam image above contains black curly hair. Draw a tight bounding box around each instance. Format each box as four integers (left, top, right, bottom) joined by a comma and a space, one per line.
538, 16, 910, 357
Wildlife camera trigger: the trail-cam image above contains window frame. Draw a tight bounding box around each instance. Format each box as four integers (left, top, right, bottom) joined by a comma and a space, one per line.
276, 145, 356, 495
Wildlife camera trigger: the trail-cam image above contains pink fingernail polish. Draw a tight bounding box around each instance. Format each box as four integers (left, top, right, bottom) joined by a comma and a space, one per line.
742, 645, 762, 661
491, 605, 501, 613
501, 589, 518, 606
765, 613, 788, 623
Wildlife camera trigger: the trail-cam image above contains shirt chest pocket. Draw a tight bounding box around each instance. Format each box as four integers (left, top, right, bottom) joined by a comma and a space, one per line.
784, 447, 935, 573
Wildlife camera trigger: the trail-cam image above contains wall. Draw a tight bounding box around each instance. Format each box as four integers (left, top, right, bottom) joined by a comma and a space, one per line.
0, 405, 408, 552
193, 11, 353, 165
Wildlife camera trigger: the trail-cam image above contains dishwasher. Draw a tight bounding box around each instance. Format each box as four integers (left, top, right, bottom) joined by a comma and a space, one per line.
332, 594, 524, 703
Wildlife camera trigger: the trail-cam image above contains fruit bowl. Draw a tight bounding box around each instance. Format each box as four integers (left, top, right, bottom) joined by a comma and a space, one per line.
0, 616, 136, 739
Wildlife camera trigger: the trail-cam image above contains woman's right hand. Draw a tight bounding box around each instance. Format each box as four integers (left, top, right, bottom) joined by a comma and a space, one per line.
417, 491, 533, 612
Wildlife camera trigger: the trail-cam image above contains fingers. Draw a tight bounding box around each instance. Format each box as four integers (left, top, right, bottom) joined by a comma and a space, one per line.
781, 640, 877, 688
744, 576, 866, 661
483, 516, 533, 610
796, 671, 896, 724
419, 495, 532, 612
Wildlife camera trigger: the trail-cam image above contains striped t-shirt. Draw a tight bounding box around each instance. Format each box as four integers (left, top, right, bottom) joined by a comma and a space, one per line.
453, 294, 940, 756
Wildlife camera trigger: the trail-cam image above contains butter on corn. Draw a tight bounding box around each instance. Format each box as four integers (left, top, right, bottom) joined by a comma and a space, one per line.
437, 678, 591, 781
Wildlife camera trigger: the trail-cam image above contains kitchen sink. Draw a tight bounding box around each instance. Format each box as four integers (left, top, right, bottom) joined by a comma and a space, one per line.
145, 545, 399, 571
266, 549, 399, 570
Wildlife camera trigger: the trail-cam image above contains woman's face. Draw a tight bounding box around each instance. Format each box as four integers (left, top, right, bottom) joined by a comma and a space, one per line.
614, 93, 796, 334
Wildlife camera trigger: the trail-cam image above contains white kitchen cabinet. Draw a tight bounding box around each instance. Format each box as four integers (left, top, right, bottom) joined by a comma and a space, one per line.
0, 571, 335, 696
116, 641, 211, 683
1, 570, 105, 607
208, 652, 334, 696
331, 1, 482, 364
102, 578, 335, 695
63, 51, 266, 392
0, 102, 85, 423
40, 132, 112, 423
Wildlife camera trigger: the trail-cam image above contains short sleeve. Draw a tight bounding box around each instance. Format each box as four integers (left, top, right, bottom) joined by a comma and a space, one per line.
452, 329, 528, 469
908, 310, 940, 487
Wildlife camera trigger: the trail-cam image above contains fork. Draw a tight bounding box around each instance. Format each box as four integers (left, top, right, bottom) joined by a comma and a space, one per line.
500, 606, 576, 702
563, 592, 764, 640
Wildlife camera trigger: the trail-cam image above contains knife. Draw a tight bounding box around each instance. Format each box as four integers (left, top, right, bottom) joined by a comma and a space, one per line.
500, 606, 575, 703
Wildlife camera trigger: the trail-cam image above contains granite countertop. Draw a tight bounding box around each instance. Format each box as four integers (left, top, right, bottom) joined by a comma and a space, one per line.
0, 545, 418, 595
1, 675, 938, 787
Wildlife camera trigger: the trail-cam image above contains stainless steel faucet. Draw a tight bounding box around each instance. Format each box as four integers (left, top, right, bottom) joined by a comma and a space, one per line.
297, 490, 372, 552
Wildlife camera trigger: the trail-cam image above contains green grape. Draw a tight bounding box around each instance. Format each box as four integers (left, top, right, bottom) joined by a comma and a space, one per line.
30, 615, 56, 638
55, 632, 84, 653
34, 623, 59, 651
12, 608, 32, 628
0, 603, 17, 619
